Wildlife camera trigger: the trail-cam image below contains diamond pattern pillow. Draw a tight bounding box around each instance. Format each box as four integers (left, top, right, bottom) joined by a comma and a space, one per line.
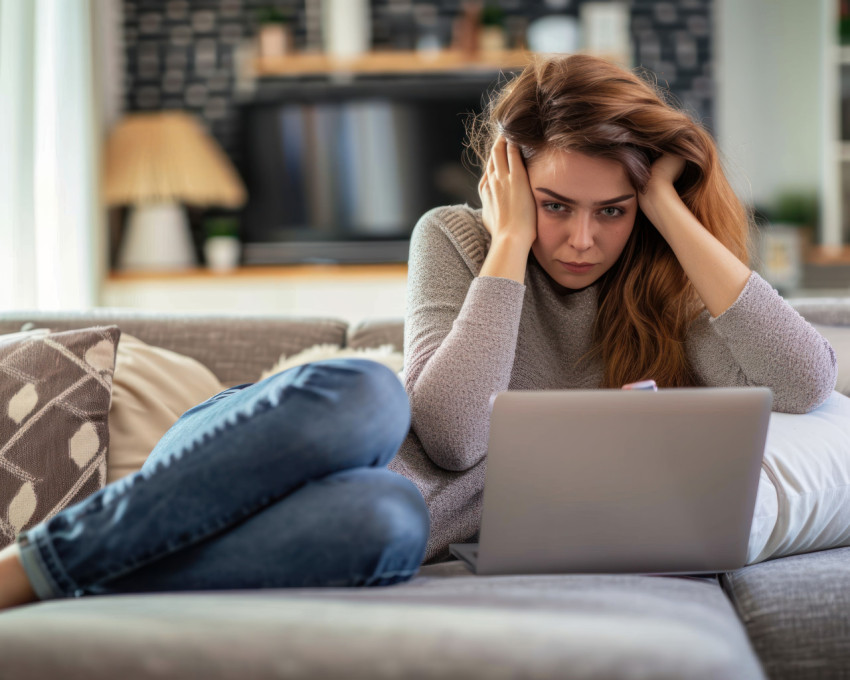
0, 326, 120, 548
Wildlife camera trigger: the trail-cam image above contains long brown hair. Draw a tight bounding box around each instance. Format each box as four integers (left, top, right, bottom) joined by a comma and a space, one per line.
468, 54, 751, 388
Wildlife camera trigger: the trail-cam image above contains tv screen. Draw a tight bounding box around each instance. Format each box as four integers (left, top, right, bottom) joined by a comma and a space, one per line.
237, 79, 490, 264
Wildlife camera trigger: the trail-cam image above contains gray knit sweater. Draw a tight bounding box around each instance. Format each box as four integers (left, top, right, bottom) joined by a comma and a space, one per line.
388, 204, 838, 563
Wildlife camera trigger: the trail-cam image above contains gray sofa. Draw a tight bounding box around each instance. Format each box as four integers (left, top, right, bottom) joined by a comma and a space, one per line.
0, 305, 848, 680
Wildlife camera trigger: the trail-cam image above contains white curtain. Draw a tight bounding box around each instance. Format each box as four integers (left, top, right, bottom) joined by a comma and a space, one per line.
0, 0, 105, 310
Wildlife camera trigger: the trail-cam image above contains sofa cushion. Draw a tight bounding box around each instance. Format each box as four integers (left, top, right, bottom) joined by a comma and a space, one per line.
722, 546, 850, 679
0, 311, 348, 386
108, 334, 225, 483
0, 562, 765, 680
747, 391, 850, 563
0, 326, 119, 548
347, 319, 404, 353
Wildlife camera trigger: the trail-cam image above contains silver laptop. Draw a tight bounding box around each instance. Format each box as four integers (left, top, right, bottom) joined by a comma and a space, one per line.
450, 387, 773, 576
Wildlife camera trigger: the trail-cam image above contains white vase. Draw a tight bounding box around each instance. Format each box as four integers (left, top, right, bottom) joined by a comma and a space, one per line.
118, 202, 196, 270
204, 236, 241, 273
322, 0, 370, 59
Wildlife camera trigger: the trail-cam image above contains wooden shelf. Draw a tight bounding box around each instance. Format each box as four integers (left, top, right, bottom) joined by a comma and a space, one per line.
806, 245, 850, 265
107, 263, 408, 283
253, 48, 533, 77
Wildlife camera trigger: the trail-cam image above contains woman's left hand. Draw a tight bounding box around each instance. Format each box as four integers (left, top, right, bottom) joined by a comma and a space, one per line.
638, 153, 686, 226
636, 151, 752, 318
641, 154, 685, 199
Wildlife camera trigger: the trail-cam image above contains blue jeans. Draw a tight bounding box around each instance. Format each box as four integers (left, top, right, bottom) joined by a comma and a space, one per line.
17, 359, 428, 599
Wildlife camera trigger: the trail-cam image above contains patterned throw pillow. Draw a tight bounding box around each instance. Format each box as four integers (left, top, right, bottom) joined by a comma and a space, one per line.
0, 326, 120, 548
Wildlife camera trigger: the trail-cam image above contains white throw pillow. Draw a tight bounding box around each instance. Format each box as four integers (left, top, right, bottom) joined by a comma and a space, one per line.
811, 323, 850, 397
259, 343, 404, 381
108, 334, 224, 483
747, 391, 850, 564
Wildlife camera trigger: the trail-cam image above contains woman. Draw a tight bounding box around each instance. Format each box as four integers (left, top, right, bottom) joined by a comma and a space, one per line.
388, 54, 837, 563
0, 359, 429, 609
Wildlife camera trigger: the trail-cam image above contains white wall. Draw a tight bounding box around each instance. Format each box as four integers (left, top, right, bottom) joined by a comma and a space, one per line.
714, 0, 824, 211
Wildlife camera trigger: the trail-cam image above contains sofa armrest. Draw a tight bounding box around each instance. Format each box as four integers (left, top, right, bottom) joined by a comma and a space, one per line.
788, 298, 850, 327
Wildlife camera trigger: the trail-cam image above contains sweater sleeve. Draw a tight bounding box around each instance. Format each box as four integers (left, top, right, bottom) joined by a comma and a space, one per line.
686, 271, 837, 413
404, 207, 526, 471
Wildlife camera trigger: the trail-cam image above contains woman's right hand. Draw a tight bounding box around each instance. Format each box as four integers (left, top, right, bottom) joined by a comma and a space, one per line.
478, 136, 538, 252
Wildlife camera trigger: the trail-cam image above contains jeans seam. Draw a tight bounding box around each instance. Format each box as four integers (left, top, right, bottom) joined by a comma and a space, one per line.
144, 370, 310, 479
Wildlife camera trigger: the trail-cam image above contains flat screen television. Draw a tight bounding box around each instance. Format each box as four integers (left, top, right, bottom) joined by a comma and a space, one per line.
236, 78, 493, 264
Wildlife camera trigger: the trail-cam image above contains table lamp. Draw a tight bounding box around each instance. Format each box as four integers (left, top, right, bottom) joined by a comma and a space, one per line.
103, 111, 247, 270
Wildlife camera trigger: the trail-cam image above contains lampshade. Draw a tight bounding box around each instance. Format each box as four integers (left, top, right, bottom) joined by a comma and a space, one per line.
103, 111, 247, 208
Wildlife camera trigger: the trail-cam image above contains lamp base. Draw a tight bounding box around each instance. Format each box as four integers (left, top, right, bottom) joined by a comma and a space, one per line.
118, 203, 197, 270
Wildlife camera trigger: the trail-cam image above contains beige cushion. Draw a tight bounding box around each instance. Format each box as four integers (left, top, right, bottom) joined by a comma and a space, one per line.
259, 344, 404, 381
0, 326, 119, 548
107, 334, 224, 483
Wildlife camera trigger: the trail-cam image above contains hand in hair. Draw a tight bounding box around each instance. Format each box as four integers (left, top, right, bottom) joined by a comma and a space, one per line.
639, 153, 752, 318
477, 137, 537, 284
643, 153, 686, 195
478, 136, 537, 250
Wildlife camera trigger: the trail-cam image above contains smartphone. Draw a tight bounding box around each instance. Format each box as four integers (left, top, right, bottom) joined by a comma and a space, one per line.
621, 379, 658, 391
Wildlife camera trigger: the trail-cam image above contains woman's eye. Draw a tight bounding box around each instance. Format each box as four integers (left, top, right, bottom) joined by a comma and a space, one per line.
600, 206, 625, 218
543, 202, 566, 212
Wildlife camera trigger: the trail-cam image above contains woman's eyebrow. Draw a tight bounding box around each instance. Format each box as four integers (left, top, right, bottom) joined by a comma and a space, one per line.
535, 187, 636, 206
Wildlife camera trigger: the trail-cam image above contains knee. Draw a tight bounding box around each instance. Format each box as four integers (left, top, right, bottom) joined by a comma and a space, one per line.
305, 358, 410, 433
321, 358, 406, 407
350, 470, 430, 567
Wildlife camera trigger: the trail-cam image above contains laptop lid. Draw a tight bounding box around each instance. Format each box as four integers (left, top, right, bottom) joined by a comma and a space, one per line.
474, 387, 772, 575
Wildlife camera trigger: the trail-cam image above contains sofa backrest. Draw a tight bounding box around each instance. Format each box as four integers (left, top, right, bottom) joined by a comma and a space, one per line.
347, 319, 404, 352
0, 311, 347, 386
0, 298, 846, 393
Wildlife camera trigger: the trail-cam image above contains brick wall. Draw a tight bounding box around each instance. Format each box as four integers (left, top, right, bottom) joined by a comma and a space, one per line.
121, 0, 714, 163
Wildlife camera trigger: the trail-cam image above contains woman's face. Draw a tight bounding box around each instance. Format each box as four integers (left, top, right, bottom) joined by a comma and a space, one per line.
527, 149, 637, 290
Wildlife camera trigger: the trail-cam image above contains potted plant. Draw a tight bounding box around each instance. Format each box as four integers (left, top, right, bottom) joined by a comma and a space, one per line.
256, 6, 293, 58
756, 190, 818, 294
203, 216, 242, 273
480, 4, 506, 52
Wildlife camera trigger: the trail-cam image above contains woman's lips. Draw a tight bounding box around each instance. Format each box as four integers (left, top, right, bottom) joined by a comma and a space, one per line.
559, 261, 596, 274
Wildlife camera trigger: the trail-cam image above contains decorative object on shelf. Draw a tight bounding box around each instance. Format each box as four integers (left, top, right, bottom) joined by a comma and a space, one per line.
452, 1, 483, 56
840, 0, 850, 45
203, 216, 242, 273
103, 112, 247, 271
413, 4, 443, 54
579, 1, 631, 67
256, 6, 294, 58
759, 224, 803, 294
526, 15, 579, 55
756, 191, 818, 294
480, 4, 506, 53
322, 0, 371, 59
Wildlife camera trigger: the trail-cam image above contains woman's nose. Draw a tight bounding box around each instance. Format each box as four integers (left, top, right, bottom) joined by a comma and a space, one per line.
568, 213, 594, 251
